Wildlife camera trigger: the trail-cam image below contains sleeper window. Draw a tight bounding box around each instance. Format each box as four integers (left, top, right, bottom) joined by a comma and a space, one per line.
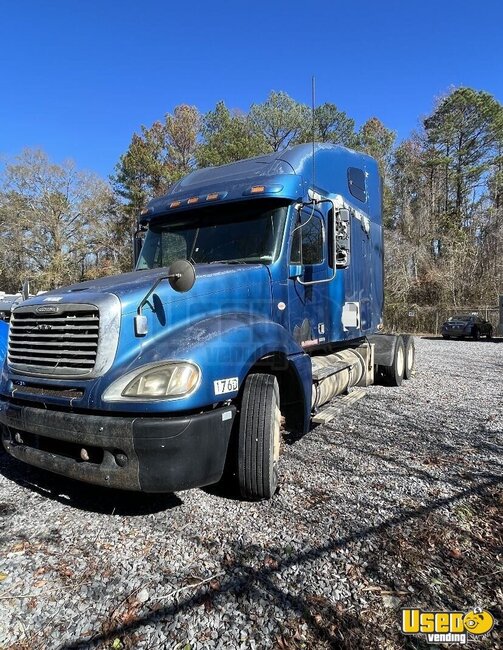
348, 167, 367, 202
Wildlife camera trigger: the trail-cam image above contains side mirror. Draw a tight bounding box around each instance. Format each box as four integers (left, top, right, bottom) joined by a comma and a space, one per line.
21, 279, 30, 301
288, 264, 304, 279
133, 221, 147, 267
133, 236, 144, 266
334, 207, 350, 268
168, 259, 196, 293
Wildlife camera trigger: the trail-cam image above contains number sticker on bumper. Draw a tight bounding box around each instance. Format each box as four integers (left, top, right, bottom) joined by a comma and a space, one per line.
214, 377, 239, 395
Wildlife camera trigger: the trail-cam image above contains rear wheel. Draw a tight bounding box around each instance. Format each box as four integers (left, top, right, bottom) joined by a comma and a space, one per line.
403, 336, 415, 380
472, 327, 481, 340
238, 373, 281, 500
383, 336, 405, 386
486, 327, 493, 339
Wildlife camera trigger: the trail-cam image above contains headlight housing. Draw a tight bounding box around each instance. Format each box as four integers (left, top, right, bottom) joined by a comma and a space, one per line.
103, 362, 201, 401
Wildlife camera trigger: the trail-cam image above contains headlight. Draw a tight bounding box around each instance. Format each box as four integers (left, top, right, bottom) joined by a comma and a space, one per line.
103, 362, 200, 401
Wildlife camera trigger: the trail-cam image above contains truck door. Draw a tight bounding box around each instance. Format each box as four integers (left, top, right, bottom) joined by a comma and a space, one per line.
287, 207, 330, 348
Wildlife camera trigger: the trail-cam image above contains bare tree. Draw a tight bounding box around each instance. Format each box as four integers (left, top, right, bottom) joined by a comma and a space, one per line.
0, 149, 121, 291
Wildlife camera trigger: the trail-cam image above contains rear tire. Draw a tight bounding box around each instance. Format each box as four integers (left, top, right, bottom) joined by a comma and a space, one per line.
238, 373, 281, 500
472, 327, 481, 340
403, 336, 415, 380
383, 336, 405, 386
486, 328, 493, 339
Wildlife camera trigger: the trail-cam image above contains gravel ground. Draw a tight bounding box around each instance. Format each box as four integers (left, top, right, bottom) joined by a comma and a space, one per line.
0, 336, 502, 649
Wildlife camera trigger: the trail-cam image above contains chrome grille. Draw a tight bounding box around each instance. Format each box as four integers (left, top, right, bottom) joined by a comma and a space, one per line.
8, 304, 100, 376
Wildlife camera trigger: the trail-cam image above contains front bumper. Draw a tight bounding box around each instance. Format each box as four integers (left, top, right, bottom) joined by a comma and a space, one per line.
0, 399, 236, 492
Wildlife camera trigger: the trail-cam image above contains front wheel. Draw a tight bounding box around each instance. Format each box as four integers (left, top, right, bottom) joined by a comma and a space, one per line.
472, 327, 481, 340
486, 328, 493, 339
238, 373, 281, 500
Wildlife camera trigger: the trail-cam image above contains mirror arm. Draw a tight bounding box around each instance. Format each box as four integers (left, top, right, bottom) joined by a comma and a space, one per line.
133, 260, 195, 337
134, 273, 180, 337
137, 273, 180, 317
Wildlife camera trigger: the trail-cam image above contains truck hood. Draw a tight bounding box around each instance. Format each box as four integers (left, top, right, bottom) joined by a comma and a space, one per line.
22, 264, 272, 315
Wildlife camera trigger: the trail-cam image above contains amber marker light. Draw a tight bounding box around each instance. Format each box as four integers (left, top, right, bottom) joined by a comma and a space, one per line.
187, 197, 199, 204
170, 200, 181, 208
206, 192, 219, 200
250, 185, 265, 193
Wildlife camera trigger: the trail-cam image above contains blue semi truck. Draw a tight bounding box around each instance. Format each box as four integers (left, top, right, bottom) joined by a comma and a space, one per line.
0, 144, 414, 499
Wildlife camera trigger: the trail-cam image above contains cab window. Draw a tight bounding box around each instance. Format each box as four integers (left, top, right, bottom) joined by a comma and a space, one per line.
290, 211, 324, 265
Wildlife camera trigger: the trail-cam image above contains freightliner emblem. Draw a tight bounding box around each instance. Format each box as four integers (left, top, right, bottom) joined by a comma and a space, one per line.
36, 305, 59, 314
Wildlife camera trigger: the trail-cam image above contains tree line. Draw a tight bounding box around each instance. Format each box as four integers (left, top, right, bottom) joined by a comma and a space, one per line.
1, 88, 501, 329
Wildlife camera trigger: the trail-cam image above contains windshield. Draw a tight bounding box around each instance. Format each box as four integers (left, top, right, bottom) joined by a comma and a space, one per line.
137, 201, 289, 269
449, 315, 472, 321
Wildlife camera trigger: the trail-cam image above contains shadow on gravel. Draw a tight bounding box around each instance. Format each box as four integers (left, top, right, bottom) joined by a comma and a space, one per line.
0, 449, 182, 516
58, 474, 502, 650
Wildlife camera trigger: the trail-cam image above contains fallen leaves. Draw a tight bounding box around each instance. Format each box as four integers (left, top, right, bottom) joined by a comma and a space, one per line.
58, 566, 74, 579
264, 555, 279, 570
208, 577, 221, 591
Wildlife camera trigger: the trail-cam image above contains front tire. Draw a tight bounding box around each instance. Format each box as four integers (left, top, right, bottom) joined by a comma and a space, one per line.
238, 373, 281, 500
472, 327, 481, 340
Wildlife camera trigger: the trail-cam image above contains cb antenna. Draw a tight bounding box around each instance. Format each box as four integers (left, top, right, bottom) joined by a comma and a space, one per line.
311, 75, 316, 201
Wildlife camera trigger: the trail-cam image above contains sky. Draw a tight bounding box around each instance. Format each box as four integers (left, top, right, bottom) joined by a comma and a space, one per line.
1, 0, 502, 179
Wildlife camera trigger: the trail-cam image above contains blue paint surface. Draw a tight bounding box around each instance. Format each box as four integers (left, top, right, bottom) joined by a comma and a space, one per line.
0, 321, 8, 364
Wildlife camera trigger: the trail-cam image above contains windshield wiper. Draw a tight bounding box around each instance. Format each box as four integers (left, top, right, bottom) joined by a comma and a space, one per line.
208, 260, 245, 265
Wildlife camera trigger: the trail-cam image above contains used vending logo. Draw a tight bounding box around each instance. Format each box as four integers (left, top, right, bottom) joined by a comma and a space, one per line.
402, 607, 494, 644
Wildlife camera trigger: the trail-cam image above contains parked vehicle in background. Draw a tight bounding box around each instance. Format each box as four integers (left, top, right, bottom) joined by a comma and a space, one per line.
441, 314, 493, 340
